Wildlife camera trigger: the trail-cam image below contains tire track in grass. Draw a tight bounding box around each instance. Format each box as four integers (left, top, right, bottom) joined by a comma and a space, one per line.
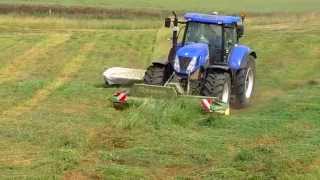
0, 33, 71, 84
0, 43, 95, 119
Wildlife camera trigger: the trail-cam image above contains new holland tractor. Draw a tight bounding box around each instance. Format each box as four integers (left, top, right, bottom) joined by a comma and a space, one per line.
143, 12, 257, 108
104, 12, 257, 113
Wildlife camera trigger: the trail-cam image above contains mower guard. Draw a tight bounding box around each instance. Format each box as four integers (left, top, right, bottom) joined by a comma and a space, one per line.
103, 67, 145, 85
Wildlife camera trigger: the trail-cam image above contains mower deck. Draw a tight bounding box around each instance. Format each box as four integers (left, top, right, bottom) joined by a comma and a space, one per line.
110, 83, 230, 115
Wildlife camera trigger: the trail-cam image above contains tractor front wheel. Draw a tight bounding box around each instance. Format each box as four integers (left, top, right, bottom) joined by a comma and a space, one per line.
144, 64, 171, 85
200, 71, 231, 104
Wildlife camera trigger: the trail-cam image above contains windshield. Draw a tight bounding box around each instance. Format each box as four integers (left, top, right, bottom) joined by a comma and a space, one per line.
184, 22, 222, 48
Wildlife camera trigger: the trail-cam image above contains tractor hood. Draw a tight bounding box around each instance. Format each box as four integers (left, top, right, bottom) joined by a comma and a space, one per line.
174, 43, 209, 75
177, 43, 208, 57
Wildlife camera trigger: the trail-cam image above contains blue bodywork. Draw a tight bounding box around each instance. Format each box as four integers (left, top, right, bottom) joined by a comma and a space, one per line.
228, 45, 255, 70
173, 13, 255, 76
184, 13, 242, 25
175, 43, 209, 74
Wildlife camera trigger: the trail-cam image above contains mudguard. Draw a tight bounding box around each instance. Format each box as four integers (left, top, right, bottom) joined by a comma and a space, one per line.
228, 44, 257, 70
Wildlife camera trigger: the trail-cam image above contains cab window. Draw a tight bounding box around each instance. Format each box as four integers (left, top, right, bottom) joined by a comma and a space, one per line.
224, 27, 237, 50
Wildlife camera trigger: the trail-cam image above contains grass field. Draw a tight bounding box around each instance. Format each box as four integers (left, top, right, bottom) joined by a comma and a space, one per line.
0, 5, 320, 180
2, 0, 320, 12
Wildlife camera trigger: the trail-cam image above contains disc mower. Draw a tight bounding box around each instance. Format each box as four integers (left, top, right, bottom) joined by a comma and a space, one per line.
104, 12, 257, 115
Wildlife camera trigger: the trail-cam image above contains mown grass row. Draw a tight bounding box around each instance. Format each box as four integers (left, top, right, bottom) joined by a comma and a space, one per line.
0, 17, 157, 178
0, 13, 319, 179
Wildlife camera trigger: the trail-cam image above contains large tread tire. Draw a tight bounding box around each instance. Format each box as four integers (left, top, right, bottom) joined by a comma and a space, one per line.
190, 81, 202, 95
144, 64, 168, 85
232, 55, 256, 108
200, 71, 231, 103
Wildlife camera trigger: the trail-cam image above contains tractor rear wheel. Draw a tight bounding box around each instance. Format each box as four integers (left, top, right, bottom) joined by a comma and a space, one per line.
200, 71, 231, 103
232, 55, 256, 108
144, 64, 171, 85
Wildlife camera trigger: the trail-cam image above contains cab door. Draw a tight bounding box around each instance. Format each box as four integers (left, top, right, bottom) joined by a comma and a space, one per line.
223, 27, 238, 62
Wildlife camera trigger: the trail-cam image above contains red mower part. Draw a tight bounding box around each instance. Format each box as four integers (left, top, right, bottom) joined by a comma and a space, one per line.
115, 91, 128, 103
201, 98, 214, 113
200, 98, 230, 115
112, 91, 128, 109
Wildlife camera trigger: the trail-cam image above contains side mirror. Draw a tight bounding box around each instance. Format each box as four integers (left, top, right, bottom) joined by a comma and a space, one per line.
164, 18, 171, 28
237, 25, 244, 38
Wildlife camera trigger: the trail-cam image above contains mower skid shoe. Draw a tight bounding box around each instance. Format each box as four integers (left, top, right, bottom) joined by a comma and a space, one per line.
103, 67, 145, 85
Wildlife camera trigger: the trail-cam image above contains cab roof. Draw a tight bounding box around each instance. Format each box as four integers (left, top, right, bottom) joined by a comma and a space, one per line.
184, 13, 241, 25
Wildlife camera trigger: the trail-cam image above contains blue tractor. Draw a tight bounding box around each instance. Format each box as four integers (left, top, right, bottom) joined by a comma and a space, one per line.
144, 12, 257, 108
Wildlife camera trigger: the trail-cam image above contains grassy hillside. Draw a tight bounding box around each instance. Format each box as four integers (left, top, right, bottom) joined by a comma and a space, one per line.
0, 12, 319, 179
2, 0, 320, 12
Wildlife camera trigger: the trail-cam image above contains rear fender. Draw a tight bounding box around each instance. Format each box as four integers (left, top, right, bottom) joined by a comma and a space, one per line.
228, 45, 257, 70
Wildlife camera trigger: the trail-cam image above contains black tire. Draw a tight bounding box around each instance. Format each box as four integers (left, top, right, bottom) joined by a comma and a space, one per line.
232, 55, 256, 108
144, 64, 170, 85
200, 71, 231, 103
190, 80, 202, 95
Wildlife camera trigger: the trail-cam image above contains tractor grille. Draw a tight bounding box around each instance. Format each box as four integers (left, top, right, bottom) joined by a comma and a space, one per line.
179, 56, 191, 71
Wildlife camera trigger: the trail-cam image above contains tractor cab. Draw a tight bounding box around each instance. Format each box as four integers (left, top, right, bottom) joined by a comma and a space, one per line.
166, 12, 245, 75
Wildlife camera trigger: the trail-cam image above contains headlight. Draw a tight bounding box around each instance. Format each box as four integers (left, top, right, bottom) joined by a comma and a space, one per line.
186, 57, 198, 74
174, 55, 180, 71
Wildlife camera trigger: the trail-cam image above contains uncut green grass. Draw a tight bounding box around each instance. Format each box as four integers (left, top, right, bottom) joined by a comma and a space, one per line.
2, 0, 320, 13
0, 13, 319, 179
